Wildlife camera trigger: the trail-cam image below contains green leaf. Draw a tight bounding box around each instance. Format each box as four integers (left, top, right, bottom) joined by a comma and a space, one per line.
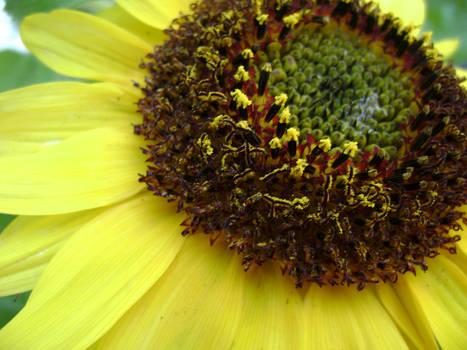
0, 293, 31, 328
0, 50, 67, 93
424, 0, 467, 64
5, 0, 114, 23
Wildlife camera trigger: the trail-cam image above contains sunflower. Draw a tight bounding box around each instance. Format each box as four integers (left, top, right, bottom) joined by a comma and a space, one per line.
0, 0, 466, 349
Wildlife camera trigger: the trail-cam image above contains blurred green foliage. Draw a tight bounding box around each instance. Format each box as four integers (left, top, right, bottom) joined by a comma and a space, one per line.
424, 0, 467, 65
0, 0, 466, 331
5, 0, 113, 22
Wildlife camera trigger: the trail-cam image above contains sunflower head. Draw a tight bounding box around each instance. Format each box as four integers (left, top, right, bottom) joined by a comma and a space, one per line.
135, 0, 466, 289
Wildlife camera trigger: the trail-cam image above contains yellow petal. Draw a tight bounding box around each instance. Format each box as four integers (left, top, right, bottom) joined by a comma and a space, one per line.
231, 264, 305, 349
374, 0, 426, 29
0, 140, 44, 156
304, 285, 409, 349
0, 209, 105, 296
115, 0, 193, 29
95, 234, 245, 350
435, 38, 460, 59
98, 5, 167, 46
404, 255, 467, 350
0, 82, 140, 144
0, 195, 185, 350
20, 10, 152, 84
0, 128, 146, 215
0, 265, 45, 297
375, 281, 437, 350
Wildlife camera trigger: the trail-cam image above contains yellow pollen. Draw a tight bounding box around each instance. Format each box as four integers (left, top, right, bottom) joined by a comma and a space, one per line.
234, 65, 250, 82
292, 196, 310, 209
343, 141, 359, 157
262, 62, 272, 73
319, 137, 332, 152
269, 137, 282, 149
286, 127, 300, 142
291, 158, 308, 177
241, 48, 254, 59
283, 12, 302, 27
256, 13, 269, 25
197, 135, 214, 156
279, 106, 291, 123
236, 120, 251, 130
230, 89, 252, 108
274, 93, 288, 107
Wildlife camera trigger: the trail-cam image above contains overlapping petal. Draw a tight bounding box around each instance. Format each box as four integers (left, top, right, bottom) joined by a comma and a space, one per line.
403, 255, 467, 350
20, 10, 152, 84
304, 285, 409, 349
375, 281, 437, 350
0, 128, 146, 215
0, 209, 104, 296
0, 195, 185, 350
374, 0, 425, 29
95, 234, 245, 349
115, 0, 193, 29
0, 82, 140, 145
98, 5, 167, 46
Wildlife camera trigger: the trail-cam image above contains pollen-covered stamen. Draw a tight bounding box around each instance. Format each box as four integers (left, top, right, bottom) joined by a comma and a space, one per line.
255, 13, 269, 39
136, 0, 466, 289
265, 93, 288, 122
258, 62, 272, 96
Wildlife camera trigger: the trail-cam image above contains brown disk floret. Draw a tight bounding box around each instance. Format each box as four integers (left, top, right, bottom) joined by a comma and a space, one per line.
135, 0, 467, 289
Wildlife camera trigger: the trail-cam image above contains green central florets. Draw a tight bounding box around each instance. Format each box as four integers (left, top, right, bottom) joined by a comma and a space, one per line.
264, 27, 414, 157
136, 0, 466, 289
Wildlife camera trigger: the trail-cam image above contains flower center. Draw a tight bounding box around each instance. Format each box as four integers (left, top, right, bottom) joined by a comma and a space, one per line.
263, 26, 413, 158
135, 0, 466, 289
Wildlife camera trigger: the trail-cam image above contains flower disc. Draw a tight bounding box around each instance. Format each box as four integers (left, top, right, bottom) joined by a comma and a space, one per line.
135, 0, 467, 288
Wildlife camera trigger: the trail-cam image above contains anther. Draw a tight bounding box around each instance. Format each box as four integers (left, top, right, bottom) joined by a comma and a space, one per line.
403, 180, 428, 191
255, 14, 268, 39
369, 148, 386, 168
332, 141, 358, 168
269, 137, 282, 158
258, 63, 272, 96
230, 89, 252, 118
311, 137, 332, 156
332, 1, 351, 17
411, 128, 431, 151
275, 0, 289, 21
233, 49, 254, 68
431, 116, 450, 137
265, 93, 288, 122
286, 127, 300, 157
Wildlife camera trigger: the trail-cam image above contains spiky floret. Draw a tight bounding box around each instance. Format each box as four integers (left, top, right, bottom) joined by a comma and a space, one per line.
135, 0, 467, 289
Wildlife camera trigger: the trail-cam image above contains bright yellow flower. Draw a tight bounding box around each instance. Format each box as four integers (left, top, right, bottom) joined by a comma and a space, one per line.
0, 0, 466, 349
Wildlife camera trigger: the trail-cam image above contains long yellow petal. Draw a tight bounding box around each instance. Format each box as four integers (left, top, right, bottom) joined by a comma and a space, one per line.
375, 281, 437, 350
435, 38, 460, 59
0, 195, 185, 350
95, 234, 245, 350
115, 0, 193, 29
304, 285, 409, 349
0, 128, 146, 215
0, 209, 105, 296
0, 82, 140, 144
404, 255, 467, 350
374, 0, 425, 29
231, 264, 305, 349
0, 264, 46, 297
20, 10, 152, 84
98, 5, 167, 46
